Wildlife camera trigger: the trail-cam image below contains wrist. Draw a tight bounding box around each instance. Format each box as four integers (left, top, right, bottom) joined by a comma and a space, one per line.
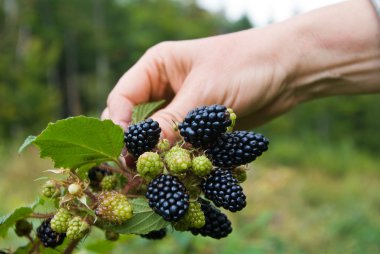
283, 0, 380, 103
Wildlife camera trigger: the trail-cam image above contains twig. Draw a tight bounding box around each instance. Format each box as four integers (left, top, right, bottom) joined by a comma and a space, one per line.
63, 239, 81, 254
28, 213, 54, 219
98, 163, 133, 181
26, 234, 34, 244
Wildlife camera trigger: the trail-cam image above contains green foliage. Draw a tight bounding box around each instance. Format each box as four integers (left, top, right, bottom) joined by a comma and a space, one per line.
33, 116, 124, 169
18, 135, 36, 153
0, 199, 42, 237
132, 100, 166, 124
107, 198, 169, 235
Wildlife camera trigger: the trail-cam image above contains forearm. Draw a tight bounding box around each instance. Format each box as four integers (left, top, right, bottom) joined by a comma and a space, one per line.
282, 0, 380, 103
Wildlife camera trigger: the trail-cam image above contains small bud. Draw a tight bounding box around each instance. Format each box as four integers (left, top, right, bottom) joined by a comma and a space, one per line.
105, 230, 119, 241
15, 219, 33, 237
68, 183, 82, 195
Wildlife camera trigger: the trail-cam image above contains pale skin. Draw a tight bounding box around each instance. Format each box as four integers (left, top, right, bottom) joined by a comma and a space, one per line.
102, 0, 380, 142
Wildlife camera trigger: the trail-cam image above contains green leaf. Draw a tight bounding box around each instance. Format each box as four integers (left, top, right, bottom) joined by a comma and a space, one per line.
33, 116, 124, 169
18, 135, 36, 153
106, 198, 169, 235
0, 199, 42, 237
132, 100, 165, 123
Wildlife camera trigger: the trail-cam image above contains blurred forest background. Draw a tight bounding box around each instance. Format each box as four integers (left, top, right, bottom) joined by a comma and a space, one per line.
1, 0, 379, 253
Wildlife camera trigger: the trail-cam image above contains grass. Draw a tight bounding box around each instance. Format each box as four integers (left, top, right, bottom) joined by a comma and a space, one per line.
1, 138, 380, 253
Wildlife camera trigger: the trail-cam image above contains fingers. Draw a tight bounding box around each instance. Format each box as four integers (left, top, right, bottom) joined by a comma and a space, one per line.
106, 43, 175, 129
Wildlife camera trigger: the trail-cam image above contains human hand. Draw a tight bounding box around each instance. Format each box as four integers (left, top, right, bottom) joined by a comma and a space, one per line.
102, 0, 380, 143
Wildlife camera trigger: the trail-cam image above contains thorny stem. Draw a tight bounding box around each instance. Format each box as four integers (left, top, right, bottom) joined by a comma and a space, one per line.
29, 213, 54, 219
63, 239, 81, 254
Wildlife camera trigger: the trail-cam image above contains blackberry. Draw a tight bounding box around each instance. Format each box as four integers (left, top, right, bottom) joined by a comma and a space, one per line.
190, 199, 232, 239
164, 147, 192, 174
124, 119, 161, 157
66, 217, 89, 240
146, 174, 189, 222
50, 208, 72, 233
96, 191, 133, 224
192, 155, 213, 177
36, 218, 66, 248
100, 175, 119, 190
140, 228, 167, 240
14, 219, 33, 237
232, 166, 248, 183
206, 131, 269, 168
41, 180, 60, 198
178, 105, 232, 148
174, 202, 205, 231
88, 166, 111, 190
202, 168, 246, 212
137, 152, 164, 180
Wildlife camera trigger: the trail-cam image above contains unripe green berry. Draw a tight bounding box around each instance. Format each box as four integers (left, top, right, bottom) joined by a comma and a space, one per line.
137, 152, 164, 180
68, 183, 82, 195
157, 139, 170, 152
42, 180, 60, 198
96, 191, 133, 224
164, 146, 192, 174
105, 230, 120, 241
192, 156, 213, 177
100, 175, 118, 191
174, 202, 205, 231
227, 108, 236, 132
66, 216, 89, 240
50, 208, 73, 233
14, 219, 33, 237
232, 167, 247, 183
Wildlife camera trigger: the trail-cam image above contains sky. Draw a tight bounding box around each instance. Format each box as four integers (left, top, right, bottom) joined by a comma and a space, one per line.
197, 0, 343, 27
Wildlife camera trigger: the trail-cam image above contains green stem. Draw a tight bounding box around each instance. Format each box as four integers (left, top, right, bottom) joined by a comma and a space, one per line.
29, 213, 54, 219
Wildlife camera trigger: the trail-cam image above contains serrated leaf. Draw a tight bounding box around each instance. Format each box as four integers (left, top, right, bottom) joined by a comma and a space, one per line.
18, 135, 36, 153
33, 116, 124, 169
132, 100, 165, 123
106, 198, 169, 234
0, 199, 42, 237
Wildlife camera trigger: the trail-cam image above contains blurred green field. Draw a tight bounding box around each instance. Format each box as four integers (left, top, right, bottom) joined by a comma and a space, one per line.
1, 137, 379, 254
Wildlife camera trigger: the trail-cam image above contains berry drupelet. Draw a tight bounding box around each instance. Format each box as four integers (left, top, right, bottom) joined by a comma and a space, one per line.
146, 174, 190, 222
190, 199, 232, 239
206, 131, 269, 168
124, 119, 161, 157
36, 218, 66, 248
202, 168, 246, 212
178, 105, 232, 148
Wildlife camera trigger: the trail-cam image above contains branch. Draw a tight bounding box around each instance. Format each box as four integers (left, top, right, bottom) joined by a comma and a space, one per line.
28, 213, 54, 219
63, 239, 81, 254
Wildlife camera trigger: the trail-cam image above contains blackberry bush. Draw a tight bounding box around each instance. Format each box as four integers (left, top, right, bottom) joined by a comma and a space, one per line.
178, 105, 232, 148
124, 118, 161, 157
190, 199, 232, 239
206, 131, 269, 168
202, 168, 246, 212
146, 174, 190, 222
9, 102, 271, 252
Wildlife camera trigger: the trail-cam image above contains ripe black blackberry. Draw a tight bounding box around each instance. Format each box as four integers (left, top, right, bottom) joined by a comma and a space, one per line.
124, 119, 161, 157
140, 228, 167, 240
190, 199, 232, 239
202, 168, 246, 212
36, 218, 66, 248
178, 105, 231, 148
146, 174, 189, 222
206, 131, 269, 168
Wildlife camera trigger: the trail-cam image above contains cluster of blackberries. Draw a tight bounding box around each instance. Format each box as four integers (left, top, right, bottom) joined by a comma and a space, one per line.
121, 104, 269, 240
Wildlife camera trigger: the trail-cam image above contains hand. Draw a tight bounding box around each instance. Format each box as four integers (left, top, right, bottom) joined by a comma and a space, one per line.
102, 0, 380, 143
